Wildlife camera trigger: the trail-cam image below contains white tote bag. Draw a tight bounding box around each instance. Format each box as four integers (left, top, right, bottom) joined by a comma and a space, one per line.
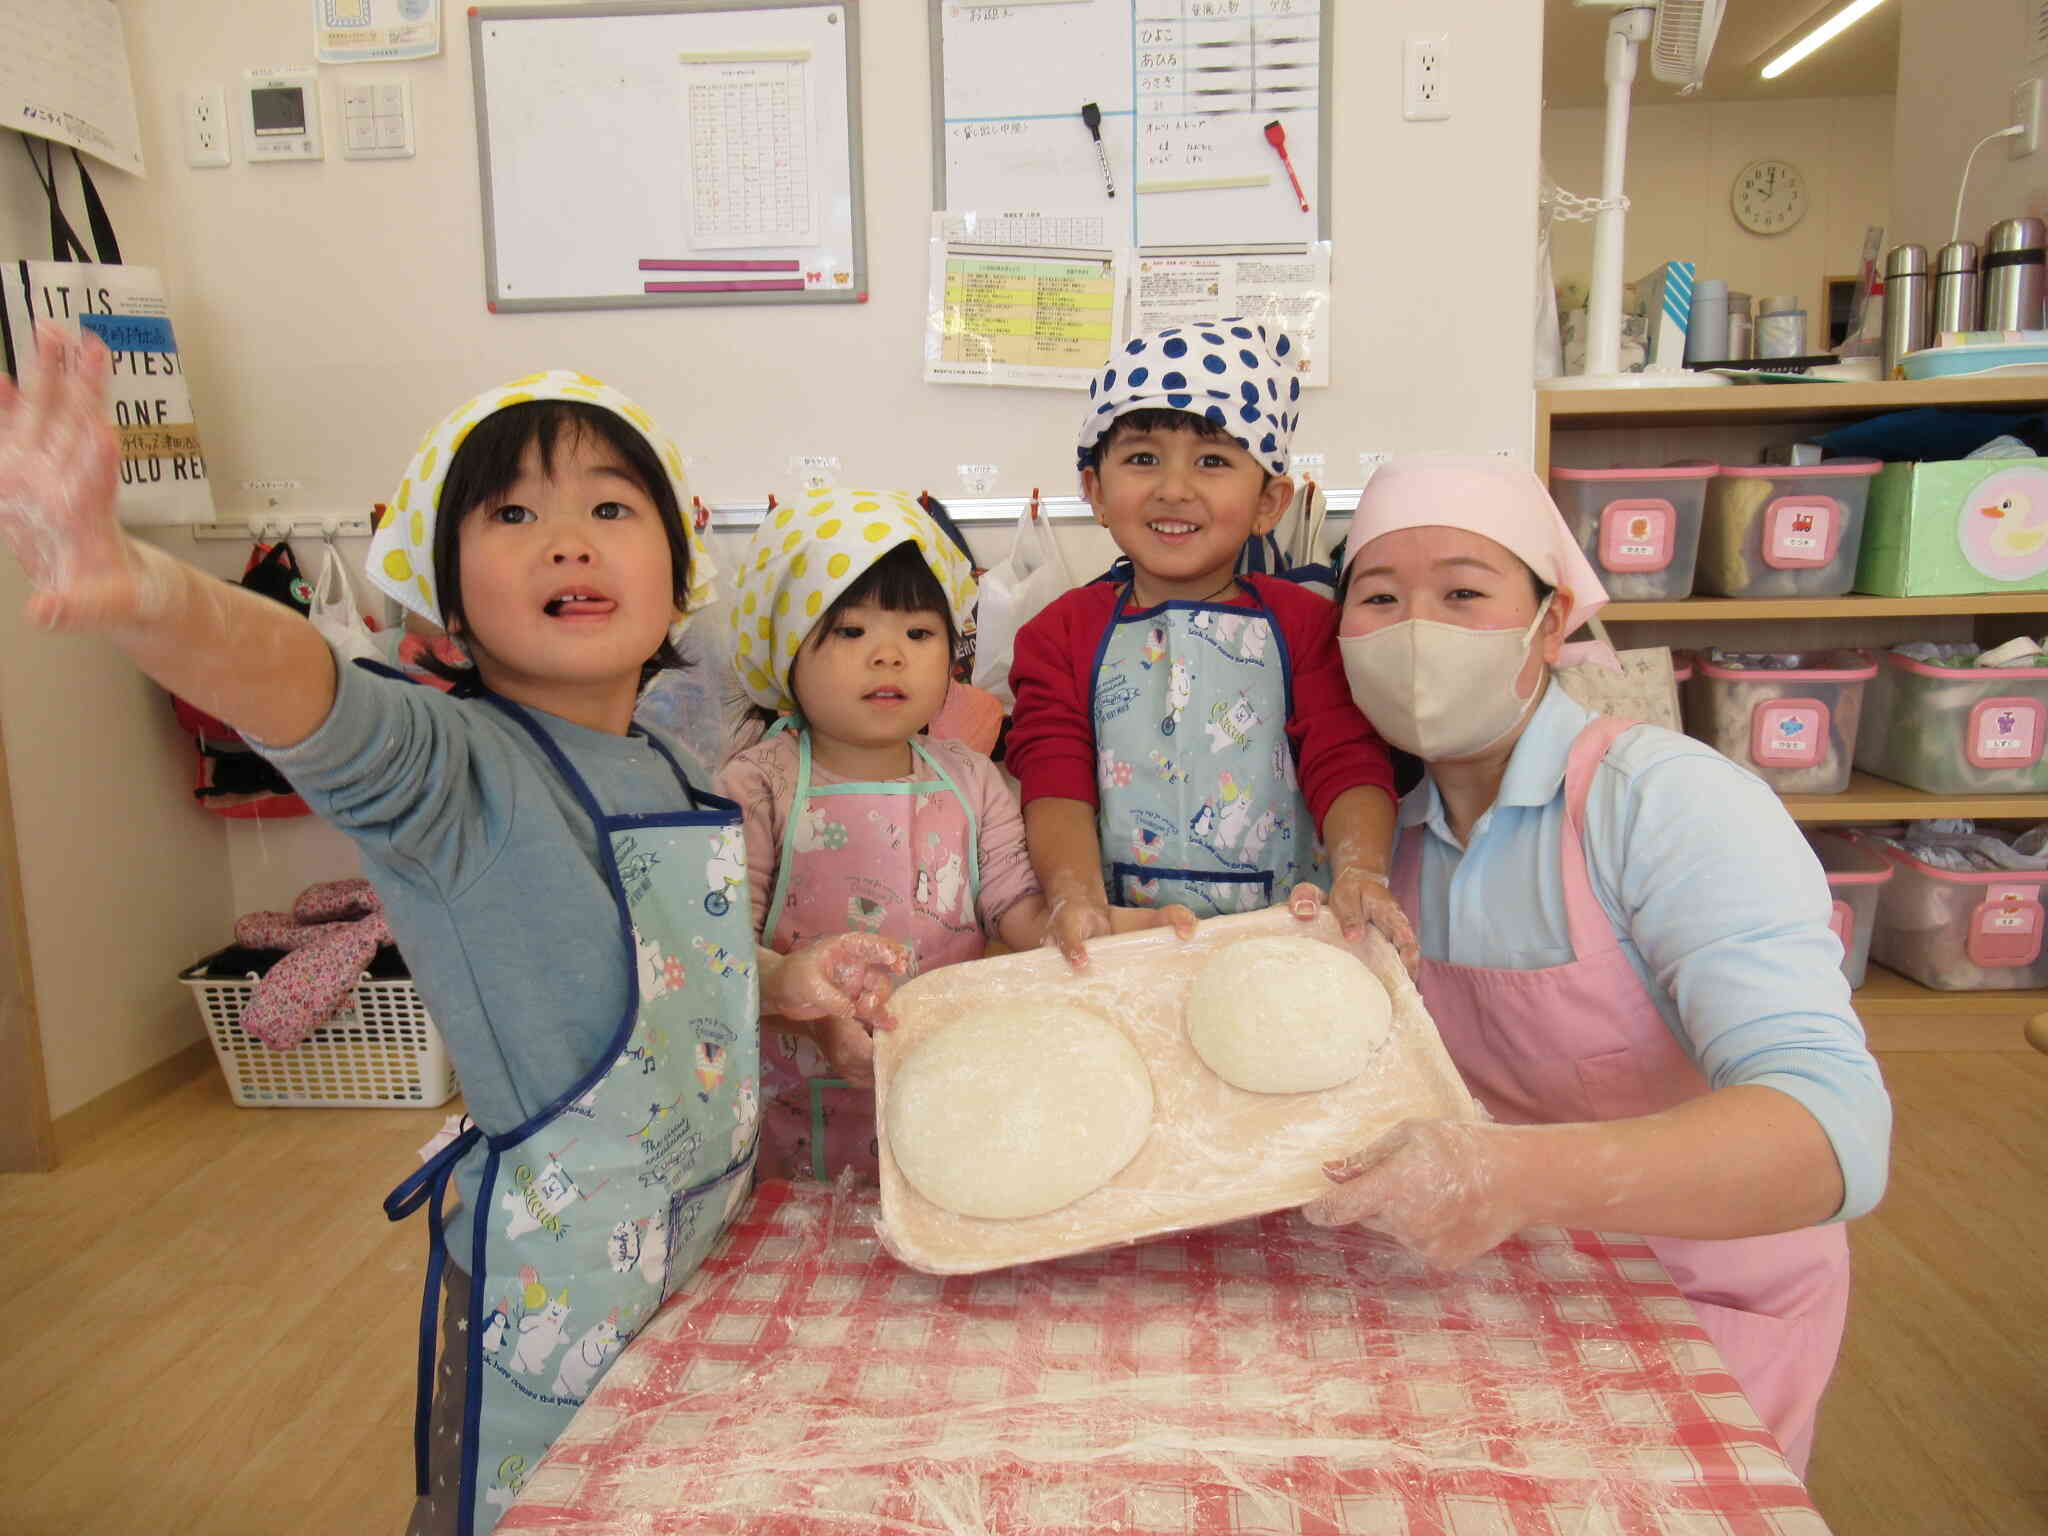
309, 544, 387, 666
970, 503, 1073, 710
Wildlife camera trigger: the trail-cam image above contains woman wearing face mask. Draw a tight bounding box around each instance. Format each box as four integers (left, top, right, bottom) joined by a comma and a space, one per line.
1292, 456, 1889, 1476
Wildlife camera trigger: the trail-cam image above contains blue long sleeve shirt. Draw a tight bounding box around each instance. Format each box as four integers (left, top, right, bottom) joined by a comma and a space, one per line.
1398, 684, 1891, 1221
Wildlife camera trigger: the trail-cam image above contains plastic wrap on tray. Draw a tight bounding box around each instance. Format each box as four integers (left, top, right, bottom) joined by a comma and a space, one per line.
871, 908, 1480, 1275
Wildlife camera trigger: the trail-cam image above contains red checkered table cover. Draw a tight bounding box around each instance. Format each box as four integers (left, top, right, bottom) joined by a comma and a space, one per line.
497, 1180, 1830, 1535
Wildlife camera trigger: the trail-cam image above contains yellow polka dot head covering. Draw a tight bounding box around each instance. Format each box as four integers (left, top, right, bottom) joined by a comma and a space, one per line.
728, 488, 977, 715
365, 371, 716, 629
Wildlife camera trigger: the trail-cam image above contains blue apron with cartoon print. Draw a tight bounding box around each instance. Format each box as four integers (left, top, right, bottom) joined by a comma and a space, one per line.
1091, 583, 1325, 917
385, 696, 758, 1535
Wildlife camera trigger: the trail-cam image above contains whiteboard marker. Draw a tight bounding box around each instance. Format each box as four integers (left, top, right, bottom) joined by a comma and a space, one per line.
1080, 102, 1115, 199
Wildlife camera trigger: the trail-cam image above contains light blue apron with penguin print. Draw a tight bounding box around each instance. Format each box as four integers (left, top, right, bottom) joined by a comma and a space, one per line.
1091, 582, 1325, 918
385, 696, 759, 1536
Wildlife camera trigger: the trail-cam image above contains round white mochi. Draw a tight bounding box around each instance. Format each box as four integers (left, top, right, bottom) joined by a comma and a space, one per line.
886, 1003, 1155, 1220
1186, 936, 1391, 1093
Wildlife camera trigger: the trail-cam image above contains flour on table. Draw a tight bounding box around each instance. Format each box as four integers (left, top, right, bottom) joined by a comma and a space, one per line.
885, 1003, 1155, 1220
1185, 936, 1390, 1093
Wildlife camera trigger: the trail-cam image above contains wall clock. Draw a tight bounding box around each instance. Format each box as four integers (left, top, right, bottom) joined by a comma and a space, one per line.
1732, 158, 1807, 236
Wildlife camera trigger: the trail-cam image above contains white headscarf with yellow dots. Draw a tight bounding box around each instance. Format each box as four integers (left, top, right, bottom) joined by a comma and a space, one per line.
729, 488, 978, 715
365, 371, 716, 628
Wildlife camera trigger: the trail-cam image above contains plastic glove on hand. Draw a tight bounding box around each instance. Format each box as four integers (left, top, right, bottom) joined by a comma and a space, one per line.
0, 329, 146, 630
763, 932, 909, 1040
1301, 1119, 1528, 1271
1287, 879, 1420, 976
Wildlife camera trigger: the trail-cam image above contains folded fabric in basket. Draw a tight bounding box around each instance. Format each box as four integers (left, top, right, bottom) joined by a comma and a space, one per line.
232, 878, 392, 1050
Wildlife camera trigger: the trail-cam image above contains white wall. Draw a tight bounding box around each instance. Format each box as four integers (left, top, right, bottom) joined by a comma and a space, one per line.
0, 151, 232, 1119
1545, 95, 1894, 353
4, 0, 1545, 1109
1891, 0, 2048, 256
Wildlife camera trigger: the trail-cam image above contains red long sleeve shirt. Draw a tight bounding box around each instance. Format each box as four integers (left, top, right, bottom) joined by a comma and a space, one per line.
1005, 574, 1395, 828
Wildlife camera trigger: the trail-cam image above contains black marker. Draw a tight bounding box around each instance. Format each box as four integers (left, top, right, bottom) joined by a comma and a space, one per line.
1081, 102, 1115, 198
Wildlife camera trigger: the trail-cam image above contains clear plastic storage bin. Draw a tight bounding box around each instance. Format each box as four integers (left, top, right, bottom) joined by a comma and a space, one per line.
1695, 460, 1882, 598
1854, 649, 2048, 794
1549, 464, 1715, 601
1806, 830, 1892, 988
1862, 842, 2048, 991
1681, 649, 1877, 794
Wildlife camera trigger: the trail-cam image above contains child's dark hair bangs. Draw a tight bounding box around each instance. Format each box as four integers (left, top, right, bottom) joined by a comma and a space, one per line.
424, 399, 694, 690
1089, 408, 1271, 485
816, 542, 958, 652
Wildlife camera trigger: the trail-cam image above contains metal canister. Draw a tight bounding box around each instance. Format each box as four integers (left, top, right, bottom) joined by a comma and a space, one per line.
1982, 217, 2047, 330
1880, 243, 1930, 376
1933, 240, 1981, 337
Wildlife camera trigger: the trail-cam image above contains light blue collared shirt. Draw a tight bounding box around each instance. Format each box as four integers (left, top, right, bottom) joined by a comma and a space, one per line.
1399, 683, 1890, 1221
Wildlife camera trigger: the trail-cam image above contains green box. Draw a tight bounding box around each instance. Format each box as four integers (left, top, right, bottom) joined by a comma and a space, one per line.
1857, 458, 2048, 596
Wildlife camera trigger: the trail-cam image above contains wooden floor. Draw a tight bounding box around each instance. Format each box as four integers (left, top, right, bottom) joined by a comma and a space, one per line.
1, 1053, 2043, 1536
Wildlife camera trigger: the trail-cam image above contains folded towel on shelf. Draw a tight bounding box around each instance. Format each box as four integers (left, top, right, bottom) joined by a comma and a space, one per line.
232, 879, 393, 1049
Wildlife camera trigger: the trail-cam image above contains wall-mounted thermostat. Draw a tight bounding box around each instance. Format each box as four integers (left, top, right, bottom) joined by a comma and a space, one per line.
241, 66, 324, 162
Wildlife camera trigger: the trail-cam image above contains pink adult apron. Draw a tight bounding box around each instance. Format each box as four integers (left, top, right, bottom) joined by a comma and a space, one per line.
758, 728, 985, 1183
1391, 714, 1850, 1474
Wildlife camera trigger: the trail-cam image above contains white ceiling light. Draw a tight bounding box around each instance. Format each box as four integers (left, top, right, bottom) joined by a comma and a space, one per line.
1761, 0, 1889, 80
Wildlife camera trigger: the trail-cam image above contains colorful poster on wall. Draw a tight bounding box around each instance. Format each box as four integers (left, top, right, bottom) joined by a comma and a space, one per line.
925, 236, 1127, 389
314, 0, 442, 64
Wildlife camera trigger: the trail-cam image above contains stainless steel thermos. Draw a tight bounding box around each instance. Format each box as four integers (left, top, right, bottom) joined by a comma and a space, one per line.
1880, 243, 1930, 376
1982, 217, 2047, 330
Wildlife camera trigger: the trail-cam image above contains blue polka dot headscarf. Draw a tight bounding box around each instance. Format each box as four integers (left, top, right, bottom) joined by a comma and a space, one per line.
1076, 317, 1303, 478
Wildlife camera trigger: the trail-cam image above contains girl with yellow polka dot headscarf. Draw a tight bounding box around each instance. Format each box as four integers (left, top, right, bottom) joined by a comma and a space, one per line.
716, 490, 1099, 1185
366, 371, 717, 668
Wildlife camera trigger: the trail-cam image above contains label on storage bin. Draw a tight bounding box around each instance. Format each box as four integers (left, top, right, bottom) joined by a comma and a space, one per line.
1598, 498, 1675, 573
1761, 496, 1840, 569
1827, 898, 1854, 954
1750, 697, 1829, 768
1966, 697, 2045, 769
1967, 884, 2044, 969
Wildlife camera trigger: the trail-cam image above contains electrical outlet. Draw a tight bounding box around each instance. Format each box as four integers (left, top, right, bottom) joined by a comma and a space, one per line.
185, 87, 229, 168
2013, 78, 2043, 158
1404, 34, 1449, 122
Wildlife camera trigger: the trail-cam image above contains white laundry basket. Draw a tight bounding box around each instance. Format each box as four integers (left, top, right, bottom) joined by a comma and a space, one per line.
181, 949, 458, 1108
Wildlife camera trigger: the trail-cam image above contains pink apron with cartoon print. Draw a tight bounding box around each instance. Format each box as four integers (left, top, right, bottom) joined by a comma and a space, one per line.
758, 728, 983, 1182
1392, 715, 1850, 1474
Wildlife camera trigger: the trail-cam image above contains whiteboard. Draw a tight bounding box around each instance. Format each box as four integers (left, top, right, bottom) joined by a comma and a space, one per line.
470, 0, 866, 311
929, 0, 1332, 248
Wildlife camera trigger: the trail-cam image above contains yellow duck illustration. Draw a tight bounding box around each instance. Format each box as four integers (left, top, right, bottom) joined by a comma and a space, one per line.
1980, 489, 2048, 559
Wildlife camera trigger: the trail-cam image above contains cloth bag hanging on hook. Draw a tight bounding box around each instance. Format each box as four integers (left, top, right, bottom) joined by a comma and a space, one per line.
1, 137, 216, 526
971, 498, 1072, 711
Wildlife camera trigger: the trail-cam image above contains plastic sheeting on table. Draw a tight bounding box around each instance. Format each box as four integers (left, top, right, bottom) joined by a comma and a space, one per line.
496, 1180, 1829, 1536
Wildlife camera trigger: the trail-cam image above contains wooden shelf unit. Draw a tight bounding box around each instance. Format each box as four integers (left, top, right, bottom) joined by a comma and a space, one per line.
1539, 377, 2048, 1049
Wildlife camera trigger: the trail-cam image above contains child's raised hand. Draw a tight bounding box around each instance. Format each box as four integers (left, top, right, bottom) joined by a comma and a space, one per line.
1287, 877, 1420, 976
0, 328, 152, 631
761, 932, 908, 1045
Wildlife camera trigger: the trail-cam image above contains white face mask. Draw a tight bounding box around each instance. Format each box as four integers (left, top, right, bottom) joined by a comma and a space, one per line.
1338, 595, 1552, 761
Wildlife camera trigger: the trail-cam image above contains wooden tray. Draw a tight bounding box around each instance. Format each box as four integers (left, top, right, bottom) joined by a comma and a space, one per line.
874, 907, 1481, 1274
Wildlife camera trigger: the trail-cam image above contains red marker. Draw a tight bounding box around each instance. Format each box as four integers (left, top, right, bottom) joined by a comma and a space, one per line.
1264, 119, 1309, 213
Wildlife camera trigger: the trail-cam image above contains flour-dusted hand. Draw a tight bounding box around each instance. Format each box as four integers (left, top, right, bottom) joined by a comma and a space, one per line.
761, 931, 908, 1027
1045, 891, 1113, 969
1301, 1118, 1533, 1270
1287, 878, 1420, 976
0, 327, 161, 631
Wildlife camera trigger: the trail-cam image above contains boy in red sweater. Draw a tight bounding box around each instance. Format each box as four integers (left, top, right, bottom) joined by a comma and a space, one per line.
1008, 319, 1414, 966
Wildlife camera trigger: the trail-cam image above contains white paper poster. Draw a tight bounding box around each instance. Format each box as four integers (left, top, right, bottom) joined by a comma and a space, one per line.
0, 0, 145, 176
314, 0, 442, 64
1129, 242, 1331, 385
